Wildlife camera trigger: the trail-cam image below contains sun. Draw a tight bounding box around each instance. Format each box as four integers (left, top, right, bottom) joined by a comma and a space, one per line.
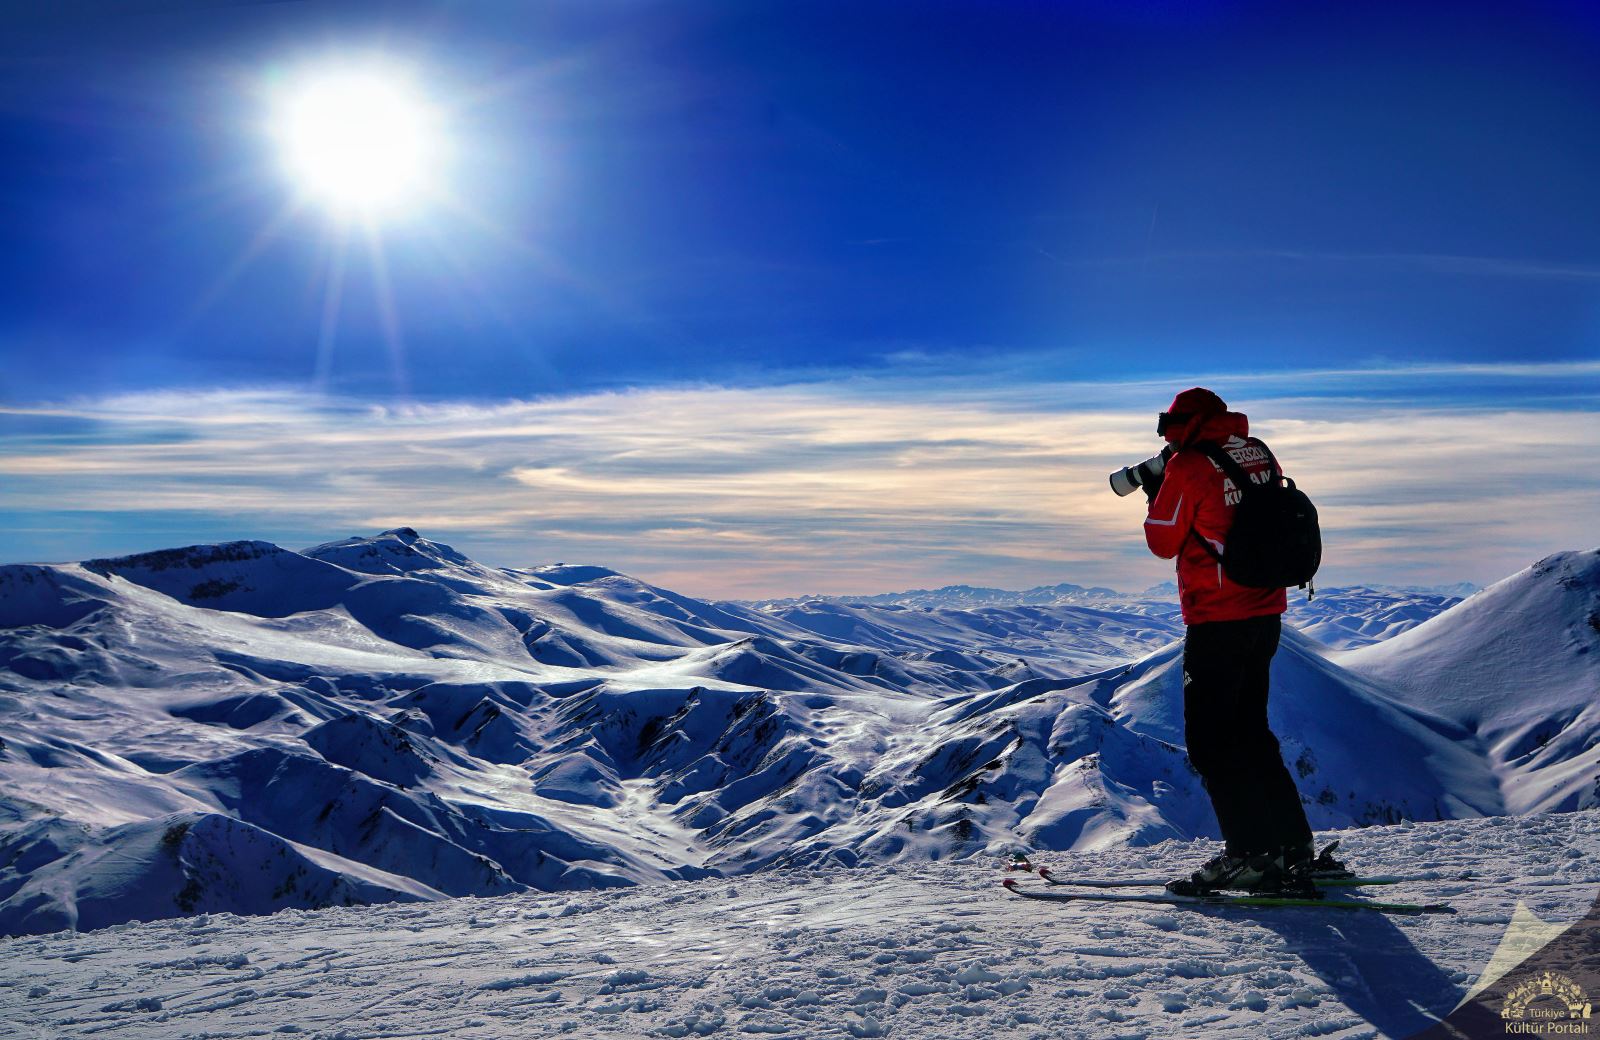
271, 64, 447, 220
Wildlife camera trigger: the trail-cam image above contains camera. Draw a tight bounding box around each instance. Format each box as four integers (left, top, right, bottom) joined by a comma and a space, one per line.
1109, 448, 1171, 497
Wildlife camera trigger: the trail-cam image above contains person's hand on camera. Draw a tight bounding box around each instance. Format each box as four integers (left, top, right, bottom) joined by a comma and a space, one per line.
1141, 446, 1175, 503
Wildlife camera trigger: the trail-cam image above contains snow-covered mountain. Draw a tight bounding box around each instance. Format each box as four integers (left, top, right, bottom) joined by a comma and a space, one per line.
1342, 549, 1600, 814
0, 530, 1592, 936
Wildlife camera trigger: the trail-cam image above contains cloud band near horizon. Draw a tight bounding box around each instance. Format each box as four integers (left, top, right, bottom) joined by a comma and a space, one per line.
2, 363, 1596, 599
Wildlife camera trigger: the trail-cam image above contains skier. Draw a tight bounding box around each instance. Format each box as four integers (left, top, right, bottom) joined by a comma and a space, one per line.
1140, 387, 1341, 896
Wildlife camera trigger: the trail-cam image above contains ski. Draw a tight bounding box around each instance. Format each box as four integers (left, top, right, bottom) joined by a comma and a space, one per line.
1000, 878, 1455, 915
1017, 841, 1465, 890
1035, 867, 1407, 889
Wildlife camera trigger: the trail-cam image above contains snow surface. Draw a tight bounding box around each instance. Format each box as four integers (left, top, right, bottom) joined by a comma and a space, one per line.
4, 810, 1599, 1039
0, 531, 1593, 944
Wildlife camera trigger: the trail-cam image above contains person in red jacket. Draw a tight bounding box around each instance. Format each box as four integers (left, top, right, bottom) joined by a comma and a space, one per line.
1141, 387, 1333, 896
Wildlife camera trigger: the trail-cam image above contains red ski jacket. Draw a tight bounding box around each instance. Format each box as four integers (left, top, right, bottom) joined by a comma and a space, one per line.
1144, 410, 1289, 625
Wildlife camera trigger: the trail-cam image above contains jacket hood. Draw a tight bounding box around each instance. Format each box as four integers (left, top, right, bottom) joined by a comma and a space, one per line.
1164, 408, 1249, 447
1190, 409, 1249, 445
1166, 387, 1228, 416
1161, 386, 1242, 447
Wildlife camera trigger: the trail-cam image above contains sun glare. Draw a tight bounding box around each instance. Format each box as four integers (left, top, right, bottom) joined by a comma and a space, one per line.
272, 65, 446, 220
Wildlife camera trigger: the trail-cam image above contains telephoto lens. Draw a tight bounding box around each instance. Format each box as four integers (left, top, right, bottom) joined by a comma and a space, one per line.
1108, 451, 1168, 497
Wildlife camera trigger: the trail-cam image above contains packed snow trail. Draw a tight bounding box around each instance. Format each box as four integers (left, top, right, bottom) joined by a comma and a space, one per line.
4, 812, 1599, 1039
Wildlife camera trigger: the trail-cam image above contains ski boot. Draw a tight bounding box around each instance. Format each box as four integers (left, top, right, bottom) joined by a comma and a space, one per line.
1255, 844, 1321, 898
1165, 852, 1254, 896
1306, 840, 1353, 881
1166, 848, 1321, 899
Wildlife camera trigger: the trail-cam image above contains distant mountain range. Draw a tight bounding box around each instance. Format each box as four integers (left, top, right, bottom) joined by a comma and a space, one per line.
746, 580, 1478, 610
750, 578, 1474, 651
748, 582, 1133, 609
0, 528, 1589, 936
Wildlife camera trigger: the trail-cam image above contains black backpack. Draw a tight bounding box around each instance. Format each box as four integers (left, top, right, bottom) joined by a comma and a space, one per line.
1190, 439, 1321, 592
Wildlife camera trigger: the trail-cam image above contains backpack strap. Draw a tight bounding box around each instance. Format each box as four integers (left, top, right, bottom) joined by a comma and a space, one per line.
1190, 526, 1224, 563
1185, 439, 1280, 564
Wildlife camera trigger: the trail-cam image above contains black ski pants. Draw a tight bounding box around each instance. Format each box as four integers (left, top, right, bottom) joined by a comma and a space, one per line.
1182, 613, 1313, 857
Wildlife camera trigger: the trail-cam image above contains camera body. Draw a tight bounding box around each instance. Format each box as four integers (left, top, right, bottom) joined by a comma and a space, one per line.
1109, 449, 1171, 497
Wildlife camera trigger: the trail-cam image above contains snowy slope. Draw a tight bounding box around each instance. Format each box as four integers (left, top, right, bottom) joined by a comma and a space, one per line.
3, 810, 1599, 1040
1342, 549, 1600, 814
0, 530, 1587, 937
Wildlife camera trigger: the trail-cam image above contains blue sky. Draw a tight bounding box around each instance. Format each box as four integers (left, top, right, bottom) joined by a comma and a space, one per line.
1, 1, 1597, 596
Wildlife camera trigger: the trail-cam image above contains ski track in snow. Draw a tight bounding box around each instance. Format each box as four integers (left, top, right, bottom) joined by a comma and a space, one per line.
5, 810, 1599, 1040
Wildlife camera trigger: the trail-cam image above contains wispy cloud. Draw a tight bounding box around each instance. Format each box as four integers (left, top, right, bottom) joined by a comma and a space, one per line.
1, 364, 1595, 597
1258, 251, 1600, 282
1045, 247, 1600, 283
